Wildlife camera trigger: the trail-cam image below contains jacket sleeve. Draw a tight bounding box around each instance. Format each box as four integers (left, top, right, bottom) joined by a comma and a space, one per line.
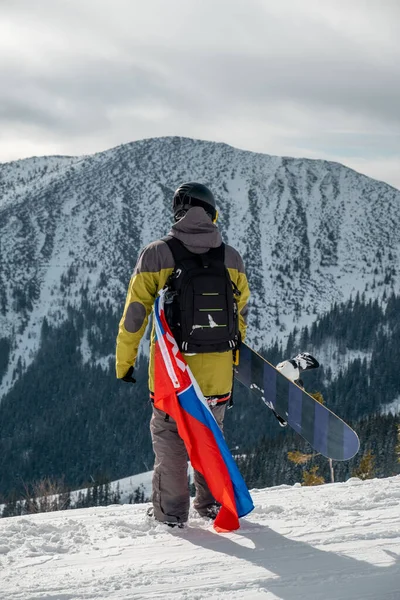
115, 247, 160, 379
226, 246, 250, 343
236, 268, 250, 342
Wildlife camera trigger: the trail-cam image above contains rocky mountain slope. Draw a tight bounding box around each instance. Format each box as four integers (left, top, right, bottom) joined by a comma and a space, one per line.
1, 136, 400, 400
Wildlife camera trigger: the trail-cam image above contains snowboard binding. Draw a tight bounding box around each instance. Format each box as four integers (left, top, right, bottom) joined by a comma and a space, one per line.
271, 352, 320, 427
276, 352, 319, 384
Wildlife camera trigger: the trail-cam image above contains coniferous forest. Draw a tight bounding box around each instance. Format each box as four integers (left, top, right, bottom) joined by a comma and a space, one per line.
0, 292, 399, 504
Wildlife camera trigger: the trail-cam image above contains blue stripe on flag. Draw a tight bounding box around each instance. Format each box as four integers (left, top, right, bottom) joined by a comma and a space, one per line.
178, 386, 254, 517
154, 297, 165, 336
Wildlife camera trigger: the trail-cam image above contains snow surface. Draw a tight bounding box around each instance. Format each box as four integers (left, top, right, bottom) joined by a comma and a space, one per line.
1, 476, 400, 600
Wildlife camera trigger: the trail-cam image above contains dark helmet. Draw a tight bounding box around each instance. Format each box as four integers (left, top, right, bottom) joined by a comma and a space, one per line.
173, 182, 217, 222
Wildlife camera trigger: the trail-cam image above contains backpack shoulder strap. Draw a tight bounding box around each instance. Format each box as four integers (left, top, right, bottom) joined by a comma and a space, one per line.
161, 235, 194, 262
162, 235, 225, 264
207, 242, 225, 263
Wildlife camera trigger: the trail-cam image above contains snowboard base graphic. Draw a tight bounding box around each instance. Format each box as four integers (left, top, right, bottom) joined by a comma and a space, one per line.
234, 343, 360, 461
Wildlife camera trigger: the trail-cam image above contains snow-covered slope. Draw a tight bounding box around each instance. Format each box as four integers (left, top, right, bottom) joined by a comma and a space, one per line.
1, 476, 399, 599
1, 136, 400, 399
70, 470, 153, 505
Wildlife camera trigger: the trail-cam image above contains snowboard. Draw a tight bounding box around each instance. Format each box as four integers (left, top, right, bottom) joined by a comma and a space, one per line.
234, 343, 360, 461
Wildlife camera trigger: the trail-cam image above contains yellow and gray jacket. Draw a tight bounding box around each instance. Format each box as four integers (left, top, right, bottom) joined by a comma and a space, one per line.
115, 207, 250, 396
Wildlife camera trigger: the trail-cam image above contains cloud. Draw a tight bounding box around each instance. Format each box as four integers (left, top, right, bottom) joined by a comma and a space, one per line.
0, 0, 399, 188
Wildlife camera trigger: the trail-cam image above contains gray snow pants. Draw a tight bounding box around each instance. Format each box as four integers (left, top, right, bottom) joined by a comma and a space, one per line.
150, 403, 226, 524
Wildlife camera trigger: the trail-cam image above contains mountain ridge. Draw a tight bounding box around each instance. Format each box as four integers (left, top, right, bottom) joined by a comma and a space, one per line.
4, 136, 399, 192
1, 136, 400, 400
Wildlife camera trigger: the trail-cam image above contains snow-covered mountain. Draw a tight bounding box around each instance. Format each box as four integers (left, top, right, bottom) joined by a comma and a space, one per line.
1, 475, 400, 599
1, 136, 400, 399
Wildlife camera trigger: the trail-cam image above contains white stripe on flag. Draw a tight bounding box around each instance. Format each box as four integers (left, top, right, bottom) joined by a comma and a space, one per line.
166, 332, 186, 372
186, 365, 217, 422
154, 298, 180, 389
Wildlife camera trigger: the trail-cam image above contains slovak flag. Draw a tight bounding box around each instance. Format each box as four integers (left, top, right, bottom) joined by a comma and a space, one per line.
153, 291, 254, 532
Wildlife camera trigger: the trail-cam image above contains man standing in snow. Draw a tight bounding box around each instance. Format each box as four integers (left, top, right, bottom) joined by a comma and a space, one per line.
116, 182, 250, 527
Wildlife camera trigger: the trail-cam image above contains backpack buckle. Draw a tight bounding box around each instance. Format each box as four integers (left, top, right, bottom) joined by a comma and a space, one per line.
232, 281, 241, 297
164, 289, 178, 304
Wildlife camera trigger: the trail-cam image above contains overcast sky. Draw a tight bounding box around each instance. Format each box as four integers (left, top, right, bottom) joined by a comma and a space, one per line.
1, 0, 399, 188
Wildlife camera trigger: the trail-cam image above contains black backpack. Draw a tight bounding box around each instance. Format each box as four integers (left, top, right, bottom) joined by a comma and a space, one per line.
162, 236, 241, 354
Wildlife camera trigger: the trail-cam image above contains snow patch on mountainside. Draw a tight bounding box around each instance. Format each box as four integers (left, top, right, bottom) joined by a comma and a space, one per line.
0, 155, 84, 210
69, 470, 154, 505
382, 396, 400, 416
306, 339, 373, 382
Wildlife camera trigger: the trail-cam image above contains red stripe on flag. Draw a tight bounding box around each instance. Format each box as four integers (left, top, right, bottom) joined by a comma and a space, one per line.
153, 296, 253, 532
153, 345, 240, 530
174, 407, 240, 531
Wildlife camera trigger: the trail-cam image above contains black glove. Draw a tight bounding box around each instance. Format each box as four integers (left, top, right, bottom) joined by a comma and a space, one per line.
121, 366, 136, 383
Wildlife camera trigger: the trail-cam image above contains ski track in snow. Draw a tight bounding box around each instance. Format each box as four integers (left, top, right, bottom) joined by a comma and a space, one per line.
1, 476, 400, 600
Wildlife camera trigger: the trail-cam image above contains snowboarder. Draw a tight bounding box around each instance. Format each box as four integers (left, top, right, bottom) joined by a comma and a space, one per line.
116, 182, 250, 527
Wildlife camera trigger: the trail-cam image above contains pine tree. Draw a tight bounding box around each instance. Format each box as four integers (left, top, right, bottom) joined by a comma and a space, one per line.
302, 466, 325, 486
352, 450, 376, 480
310, 391, 324, 405
129, 485, 146, 504
112, 483, 122, 505
1, 492, 23, 518
287, 451, 314, 465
